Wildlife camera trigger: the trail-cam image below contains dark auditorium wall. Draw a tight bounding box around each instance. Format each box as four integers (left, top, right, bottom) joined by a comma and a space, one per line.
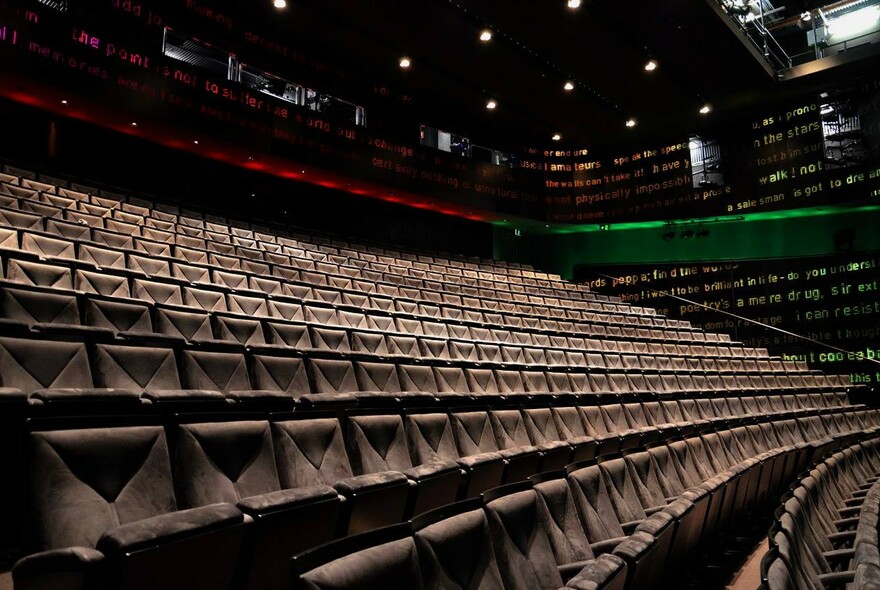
502, 207, 880, 387
505, 207, 880, 279
0, 100, 494, 257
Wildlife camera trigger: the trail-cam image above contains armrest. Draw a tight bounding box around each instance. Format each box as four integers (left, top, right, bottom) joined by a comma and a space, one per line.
332, 471, 409, 496
97, 504, 244, 554
497, 446, 540, 460
834, 517, 860, 530
822, 548, 855, 567
589, 537, 626, 555
13, 547, 105, 590
838, 506, 862, 517
564, 554, 627, 590
236, 485, 339, 517
0, 387, 27, 402
844, 497, 866, 507
635, 511, 675, 537
827, 531, 856, 547
558, 560, 591, 582
456, 452, 504, 469
818, 570, 855, 587
403, 460, 460, 481
612, 531, 656, 561
621, 520, 643, 535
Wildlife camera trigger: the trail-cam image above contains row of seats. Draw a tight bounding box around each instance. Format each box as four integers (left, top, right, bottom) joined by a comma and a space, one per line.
13, 406, 880, 590
0, 249, 721, 358
0, 233, 700, 344
0, 335, 848, 413
0, 191, 623, 316
760, 436, 880, 589
290, 412, 880, 590
0, 172, 601, 300
0, 284, 772, 375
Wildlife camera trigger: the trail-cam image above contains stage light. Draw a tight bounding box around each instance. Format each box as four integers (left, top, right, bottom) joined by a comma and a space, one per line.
193, 140, 199, 145
61, 100, 68, 105
399, 56, 411, 69
644, 60, 658, 72
130, 122, 138, 127
625, 118, 637, 128
486, 99, 497, 110
563, 81, 575, 91
479, 29, 493, 42
700, 104, 712, 114
552, 134, 562, 141
273, 0, 286, 8
567, 0, 581, 8
800, 11, 812, 21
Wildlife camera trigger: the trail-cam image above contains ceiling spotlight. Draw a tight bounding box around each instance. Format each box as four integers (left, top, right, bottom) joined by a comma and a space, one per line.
130, 122, 138, 127
486, 99, 497, 110
552, 134, 562, 141
800, 11, 811, 21
479, 29, 493, 42
61, 99, 68, 105
273, 0, 286, 7
625, 118, 637, 128
644, 60, 658, 72
567, 0, 581, 8
399, 56, 411, 69
699, 104, 712, 115
563, 81, 575, 91
193, 140, 199, 145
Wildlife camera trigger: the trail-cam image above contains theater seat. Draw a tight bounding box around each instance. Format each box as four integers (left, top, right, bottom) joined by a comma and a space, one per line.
272, 416, 410, 536
15, 425, 247, 590
173, 420, 341, 590
291, 524, 422, 590
411, 501, 506, 589
484, 484, 628, 590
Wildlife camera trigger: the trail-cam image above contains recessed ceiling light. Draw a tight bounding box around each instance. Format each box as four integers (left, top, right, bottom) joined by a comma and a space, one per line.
699, 104, 712, 114
399, 56, 411, 69
486, 99, 498, 110
193, 140, 199, 145
130, 122, 138, 127
644, 60, 658, 72
563, 81, 575, 91
552, 134, 562, 141
479, 29, 493, 42
273, 0, 287, 8
625, 118, 637, 128
567, 0, 581, 8
61, 99, 68, 105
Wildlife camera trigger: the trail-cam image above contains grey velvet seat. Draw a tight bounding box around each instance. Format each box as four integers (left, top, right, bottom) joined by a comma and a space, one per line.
452, 410, 541, 486
484, 485, 628, 590
272, 416, 410, 536
412, 503, 506, 589
346, 412, 461, 516
173, 419, 341, 590
13, 425, 247, 590
292, 524, 423, 590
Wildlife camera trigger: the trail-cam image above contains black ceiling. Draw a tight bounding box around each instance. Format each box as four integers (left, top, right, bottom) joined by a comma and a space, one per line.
246, 0, 878, 153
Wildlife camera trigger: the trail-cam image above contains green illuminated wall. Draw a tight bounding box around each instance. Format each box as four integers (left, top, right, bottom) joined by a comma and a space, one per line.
497, 205, 880, 280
